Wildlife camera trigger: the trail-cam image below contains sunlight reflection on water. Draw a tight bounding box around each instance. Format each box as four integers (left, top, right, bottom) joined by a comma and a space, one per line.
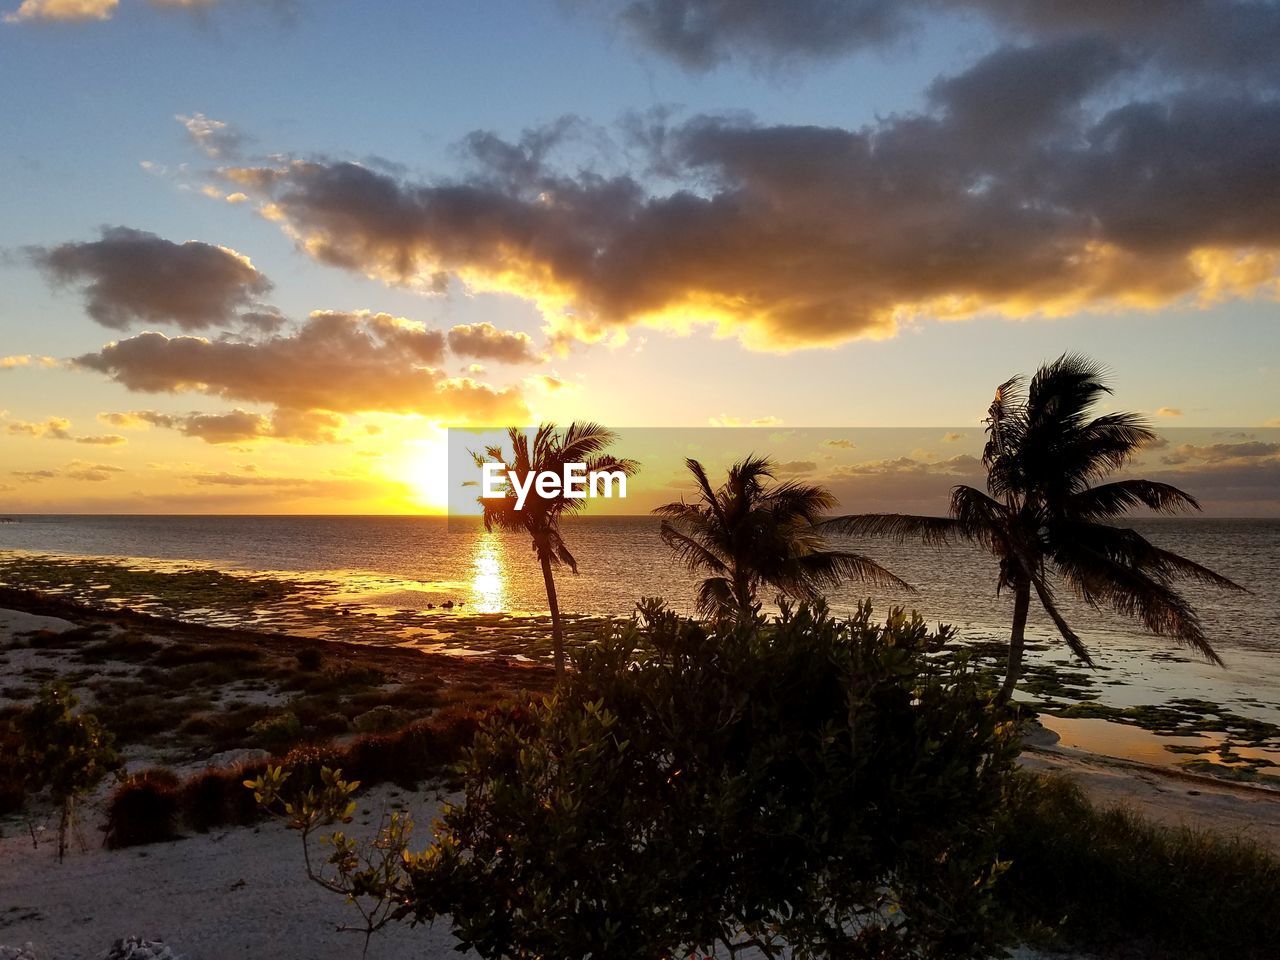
469, 532, 507, 614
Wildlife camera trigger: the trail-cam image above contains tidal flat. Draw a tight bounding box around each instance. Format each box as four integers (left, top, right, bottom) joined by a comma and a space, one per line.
3, 549, 1280, 786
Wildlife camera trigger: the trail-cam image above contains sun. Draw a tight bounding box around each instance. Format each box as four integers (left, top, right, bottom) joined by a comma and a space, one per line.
396, 438, 451, 513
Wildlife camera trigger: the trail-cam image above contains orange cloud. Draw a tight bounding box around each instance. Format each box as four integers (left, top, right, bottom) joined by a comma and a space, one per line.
76, 311, 527, 424
4, 0, 116, 23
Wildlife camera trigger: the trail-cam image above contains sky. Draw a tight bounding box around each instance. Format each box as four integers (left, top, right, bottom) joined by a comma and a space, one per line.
1, 0, 1278, 514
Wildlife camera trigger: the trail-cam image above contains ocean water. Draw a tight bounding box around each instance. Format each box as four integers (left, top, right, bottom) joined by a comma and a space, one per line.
3, 514, 1280, 771
1, 514, 1277, 655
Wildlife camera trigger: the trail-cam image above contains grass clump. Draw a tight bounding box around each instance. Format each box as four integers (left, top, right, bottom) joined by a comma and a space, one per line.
104, 768, 181, 848
998, 772, 1280, 959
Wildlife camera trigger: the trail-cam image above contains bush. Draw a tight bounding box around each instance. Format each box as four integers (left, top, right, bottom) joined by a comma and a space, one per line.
248, 711, 303, 752
105, 768, 181, 848
180, 766, 260, 830
294, 648, 324, 672
10, 683, 120, 860
0, 727, 25, 816
352, 704, 410, 733
997, 772, 1280, 958
401, 601, 1017, 959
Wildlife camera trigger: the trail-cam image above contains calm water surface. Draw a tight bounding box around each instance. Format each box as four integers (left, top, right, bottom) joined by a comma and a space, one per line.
1, 514, 1275, 651
3, 514, 1280, 771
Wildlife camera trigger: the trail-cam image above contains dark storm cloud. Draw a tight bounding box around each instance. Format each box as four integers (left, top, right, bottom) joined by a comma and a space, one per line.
30, 227, 273, 330
74, 310, 526, 423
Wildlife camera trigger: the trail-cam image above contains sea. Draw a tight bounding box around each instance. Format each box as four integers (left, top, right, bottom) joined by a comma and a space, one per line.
2, 514, 1279, 771
1, 514, 1275, 647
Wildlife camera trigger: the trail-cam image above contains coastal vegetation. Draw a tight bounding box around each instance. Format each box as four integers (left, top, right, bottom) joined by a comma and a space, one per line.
472, 422, 638, 679
826, 354, 1244, 700
0, 358, 1271, 958
654, 455, 911, 619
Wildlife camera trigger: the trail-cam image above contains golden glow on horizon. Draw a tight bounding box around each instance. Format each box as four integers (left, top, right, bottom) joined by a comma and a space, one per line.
396, 437, 451, 513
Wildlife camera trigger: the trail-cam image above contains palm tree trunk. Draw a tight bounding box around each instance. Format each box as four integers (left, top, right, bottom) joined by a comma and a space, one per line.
999, 579, 1031, 703
538, 549, 565, 680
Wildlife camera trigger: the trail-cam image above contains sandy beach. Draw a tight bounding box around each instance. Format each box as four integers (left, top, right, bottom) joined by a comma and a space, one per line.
4, 594, 1280, 959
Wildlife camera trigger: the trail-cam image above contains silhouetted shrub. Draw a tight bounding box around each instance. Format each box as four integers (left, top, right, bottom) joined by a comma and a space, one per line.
294, 648, 324, 672
310, 712, 351, 737
0, 726, 24, 815
402, 602, 1017, 959
105, 768, 181, 848
111, 702, 490, 844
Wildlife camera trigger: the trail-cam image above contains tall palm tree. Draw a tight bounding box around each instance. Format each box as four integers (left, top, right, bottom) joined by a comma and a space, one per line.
825, 354, 1245, 701
655, 455, 911, 621
474, 423, 638, 679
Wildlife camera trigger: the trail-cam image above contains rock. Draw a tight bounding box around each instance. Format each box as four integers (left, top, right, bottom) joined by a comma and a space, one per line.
0, 944, 38, 960
99, 937, 181, 960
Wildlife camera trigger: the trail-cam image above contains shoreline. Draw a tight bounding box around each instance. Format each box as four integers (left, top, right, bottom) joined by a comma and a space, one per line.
5, 546, 1279, 788
5, 591, 1280, 958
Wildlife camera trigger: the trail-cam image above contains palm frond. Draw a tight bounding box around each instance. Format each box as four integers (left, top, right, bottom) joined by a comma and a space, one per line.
820, 513, 963, 546
1065, 480, 1201, 519
1030, 575, 1094, 666
1054, 547, 1225, 665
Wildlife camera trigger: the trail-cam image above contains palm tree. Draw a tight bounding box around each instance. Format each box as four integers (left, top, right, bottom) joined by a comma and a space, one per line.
655, 455, 911, 621
825, 354, 1245, 701
474, 423, 638, 679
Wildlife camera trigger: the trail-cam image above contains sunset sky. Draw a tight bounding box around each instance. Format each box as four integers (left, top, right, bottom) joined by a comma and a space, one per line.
2, 0, 1278, 514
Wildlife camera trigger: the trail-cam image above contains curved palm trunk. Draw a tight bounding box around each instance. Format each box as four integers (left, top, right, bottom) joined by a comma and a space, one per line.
538, 549, 565, 680
732, 571, 755, 621
999, 579, 1031, 702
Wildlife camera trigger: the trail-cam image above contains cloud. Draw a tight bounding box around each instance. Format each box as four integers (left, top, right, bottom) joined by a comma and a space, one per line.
708, 414, 783, 427
7, 416, 72, 440
5, 0, 296, 25
592, 0, 906, 70
74, 434, 127, 445
821, 438, 855, 450
1, 355, 58, 369
941, 432, 966, 442
187, 471, 320, 487
97, 411, 151, 429
774, 459, 817, 475
525, 373, 577, 395
12, 460, 125, 483
1161, 441, 1280, 466
75, 310, 526, 424
177, 113, 247, 160
220, 70, 1280, 352
112, 408, 344, 444
30, 226, 273, 330
7, 415, 130, 445
447, 322, 541, 364
1156, 407, 1184, 418
821, 453, 987, 509
64, 460, 126, 482
589, 0, 1280, 80
4, 0, 116, 23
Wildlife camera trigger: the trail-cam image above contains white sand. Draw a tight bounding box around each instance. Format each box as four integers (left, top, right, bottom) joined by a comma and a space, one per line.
0, 786, 465, 960
1024, 747, 1280, 851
